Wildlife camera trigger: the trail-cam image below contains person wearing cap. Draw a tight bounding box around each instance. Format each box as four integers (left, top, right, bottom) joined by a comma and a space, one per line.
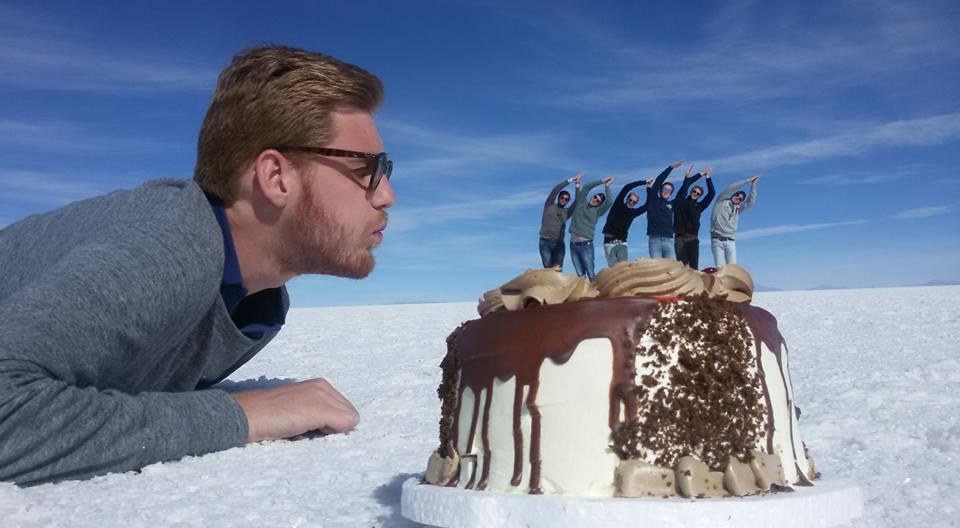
568, 177, 614, 280
0, 46, 395, 485
710, 175, 760, 267
673, 166, 716, 269
538, 172, 582, 269
601, 178, 648, 266
644, 160, 684, 259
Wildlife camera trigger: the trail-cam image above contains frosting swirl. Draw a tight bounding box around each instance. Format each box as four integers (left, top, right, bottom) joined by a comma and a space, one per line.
477, 260, 755, 316
478, 268, 598, 316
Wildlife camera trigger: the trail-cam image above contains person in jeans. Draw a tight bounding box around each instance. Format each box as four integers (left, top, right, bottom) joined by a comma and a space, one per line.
710, 174, 760, 267
645, 160, 684, 259
538, 172, 582, 269
672, 166, 715, 269
568, 177, 614, 279
601, 178, 648, 266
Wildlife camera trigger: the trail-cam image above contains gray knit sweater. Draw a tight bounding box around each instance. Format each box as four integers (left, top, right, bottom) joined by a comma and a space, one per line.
568, 180, 613, 240
0, 179, 286, 486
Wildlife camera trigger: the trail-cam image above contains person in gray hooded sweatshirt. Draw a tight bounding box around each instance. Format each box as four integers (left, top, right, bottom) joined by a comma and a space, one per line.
538, 172, 582, 269
710, 174, 760, 267
568, 177, 614, 280
0, 46, 395, 486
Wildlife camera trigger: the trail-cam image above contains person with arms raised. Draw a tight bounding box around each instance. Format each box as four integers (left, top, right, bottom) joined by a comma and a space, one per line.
644, 160, 684, 259
673, 166, 715, 269
538, 172, 581, 270
567, 177, 614, 280
601, 177, 648, 266
710, 175, 760, 267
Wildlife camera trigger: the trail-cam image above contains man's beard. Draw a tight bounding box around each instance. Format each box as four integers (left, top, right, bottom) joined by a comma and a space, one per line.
282, 178, 384, 279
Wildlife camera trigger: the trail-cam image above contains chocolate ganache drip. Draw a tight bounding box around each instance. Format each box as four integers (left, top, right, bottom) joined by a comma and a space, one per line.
447, 297, 660, 493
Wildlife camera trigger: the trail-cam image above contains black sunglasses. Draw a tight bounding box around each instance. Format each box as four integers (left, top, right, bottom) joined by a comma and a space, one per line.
272, 146, 393, 191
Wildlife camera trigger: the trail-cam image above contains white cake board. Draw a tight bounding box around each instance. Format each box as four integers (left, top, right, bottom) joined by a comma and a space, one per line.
401, 477, 863, 528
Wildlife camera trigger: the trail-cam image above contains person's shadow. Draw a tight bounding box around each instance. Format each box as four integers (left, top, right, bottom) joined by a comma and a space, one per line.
374, 472, 428, 527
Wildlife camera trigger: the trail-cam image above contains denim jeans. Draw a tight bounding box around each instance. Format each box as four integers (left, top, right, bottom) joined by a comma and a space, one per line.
648, 236, 676, 259
570, 240, 596, 279
604, 241, 628, 267
674, 235, 700, 269
711, 237, 737, 267
539, 238, 565, 269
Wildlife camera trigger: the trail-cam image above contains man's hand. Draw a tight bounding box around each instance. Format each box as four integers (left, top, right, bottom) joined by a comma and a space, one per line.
703, 166, 714, 178
685, 165, 694, 178
233, 378, 360, 442
646, 179, 655, 188
671, 160, 683, 169
602, 177, 614, 185
573, 172, 584, 182
749, 174, 761, 184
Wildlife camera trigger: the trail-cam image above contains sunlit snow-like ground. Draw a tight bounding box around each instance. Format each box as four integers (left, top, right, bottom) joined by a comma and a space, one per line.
1, 286, 957, 527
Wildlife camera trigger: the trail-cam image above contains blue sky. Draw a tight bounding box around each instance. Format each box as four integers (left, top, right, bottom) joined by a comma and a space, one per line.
2, 0, 959, 306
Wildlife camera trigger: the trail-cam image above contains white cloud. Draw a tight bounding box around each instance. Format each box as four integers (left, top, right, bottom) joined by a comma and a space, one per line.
0, 170, 126, 205
707, 114, 960, 172
736, 220, 868, 240
383, 121, 581, 177
892, 206, 951, 219
541, 1, 958, 107
0, 120, 181, 153
0, 8, 214, 92
387, 190, 547, 233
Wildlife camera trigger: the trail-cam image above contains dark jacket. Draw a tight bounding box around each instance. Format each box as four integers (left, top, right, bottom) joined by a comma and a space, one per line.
673, 175, 716, 237
539, 178, 573, 240
602, 179, 648, 242
645, 166, 678, 237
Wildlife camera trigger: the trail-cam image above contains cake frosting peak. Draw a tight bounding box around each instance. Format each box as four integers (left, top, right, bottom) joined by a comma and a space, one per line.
478, 260, 755, 316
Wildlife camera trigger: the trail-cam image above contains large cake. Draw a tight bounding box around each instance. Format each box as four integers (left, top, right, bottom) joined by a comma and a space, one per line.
424, 259, 818, 499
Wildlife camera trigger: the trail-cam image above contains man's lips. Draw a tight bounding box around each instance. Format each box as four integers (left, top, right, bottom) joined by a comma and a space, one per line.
372, 223, 387, 243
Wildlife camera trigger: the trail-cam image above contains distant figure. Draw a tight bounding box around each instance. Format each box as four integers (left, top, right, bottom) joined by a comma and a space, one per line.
601, 178, 648, 266
710, 175, 760, 267
538, 172, 581, 269
568, 177, 614, 280
645, 160, 684, 259
673, 166, 716, 269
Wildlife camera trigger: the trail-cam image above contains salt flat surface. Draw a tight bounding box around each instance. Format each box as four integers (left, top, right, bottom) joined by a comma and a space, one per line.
1, 286, 957, 527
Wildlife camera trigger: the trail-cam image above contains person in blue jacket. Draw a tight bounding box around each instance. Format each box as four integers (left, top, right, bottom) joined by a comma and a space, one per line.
644, 160, 684, 259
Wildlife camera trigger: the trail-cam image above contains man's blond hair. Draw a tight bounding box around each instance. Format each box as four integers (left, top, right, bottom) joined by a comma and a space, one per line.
194, 46, 383, 202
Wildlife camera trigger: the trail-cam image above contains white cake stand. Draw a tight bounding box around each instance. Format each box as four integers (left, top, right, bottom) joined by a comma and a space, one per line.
401, 477, 863, 528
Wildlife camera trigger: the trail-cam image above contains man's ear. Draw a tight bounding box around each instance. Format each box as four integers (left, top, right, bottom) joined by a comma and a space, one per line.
252, 149, 294, 208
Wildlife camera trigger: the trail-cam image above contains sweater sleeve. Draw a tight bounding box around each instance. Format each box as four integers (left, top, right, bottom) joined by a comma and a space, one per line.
699, 177, 717, 211
572, 180, 602, 213
717, 178, 751, 201
651, 166, 673, 195
544, 179, 569, 209
0, 200, 248, 485
676, 172, 701, 202
629, 204, 648, 219
740, 183, 758, 213
597, 184, 614, 216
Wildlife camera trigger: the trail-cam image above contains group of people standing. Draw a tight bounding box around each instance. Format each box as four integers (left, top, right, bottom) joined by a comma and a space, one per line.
538, 161, 759, 279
